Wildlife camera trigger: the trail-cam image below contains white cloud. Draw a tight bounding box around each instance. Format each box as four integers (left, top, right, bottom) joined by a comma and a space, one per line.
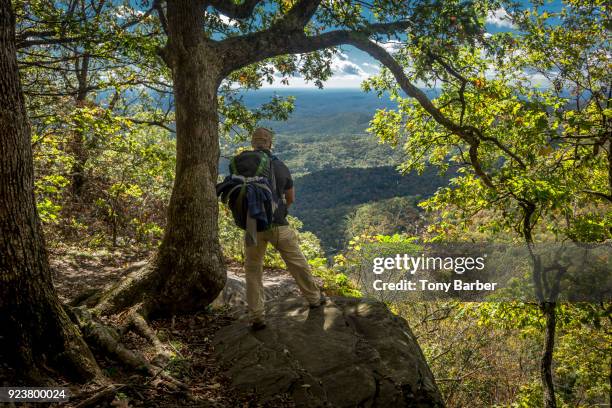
331, 55, 367, 77
261, 76, 362, 88
362, 62, 381, 72
486, 8, 516, 29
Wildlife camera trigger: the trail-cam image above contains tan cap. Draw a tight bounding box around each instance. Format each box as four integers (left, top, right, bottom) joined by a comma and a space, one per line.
251, 127, 273, 150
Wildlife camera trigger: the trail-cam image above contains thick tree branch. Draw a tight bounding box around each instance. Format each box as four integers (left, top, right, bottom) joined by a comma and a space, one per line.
219, 20, 411, 75
349, 37, 465, 134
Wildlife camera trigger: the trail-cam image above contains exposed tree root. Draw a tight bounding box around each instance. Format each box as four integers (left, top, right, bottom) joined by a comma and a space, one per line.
119, 305, 174, 365
69, 288, 103, 308
90, 263, 157, 316
72, 307, 189, 392
85, 251, 225, 318
65, 257, 222, 396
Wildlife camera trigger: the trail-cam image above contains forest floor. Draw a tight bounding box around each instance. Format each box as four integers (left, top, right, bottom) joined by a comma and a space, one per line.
49, 245, 295, 408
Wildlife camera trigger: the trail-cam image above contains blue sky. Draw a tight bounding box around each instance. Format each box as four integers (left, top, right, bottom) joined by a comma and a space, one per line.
256, 0, 564, 89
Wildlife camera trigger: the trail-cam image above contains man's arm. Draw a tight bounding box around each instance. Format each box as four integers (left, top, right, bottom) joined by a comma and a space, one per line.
275, 159, 295, 207
284, 187, 295, 207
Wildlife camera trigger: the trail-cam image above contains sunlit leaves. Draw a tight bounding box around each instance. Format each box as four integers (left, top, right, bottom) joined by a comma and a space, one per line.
367, 0, 610, 243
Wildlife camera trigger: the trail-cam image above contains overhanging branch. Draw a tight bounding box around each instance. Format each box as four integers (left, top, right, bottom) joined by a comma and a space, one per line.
219, 20, 412, 75
349, 36, 465, 134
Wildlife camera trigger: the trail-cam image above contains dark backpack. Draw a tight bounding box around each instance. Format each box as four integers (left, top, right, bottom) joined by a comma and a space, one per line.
216, 150, 279, 232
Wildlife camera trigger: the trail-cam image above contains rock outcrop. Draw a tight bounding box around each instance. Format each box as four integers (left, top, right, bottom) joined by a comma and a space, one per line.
214, 295, 444, 407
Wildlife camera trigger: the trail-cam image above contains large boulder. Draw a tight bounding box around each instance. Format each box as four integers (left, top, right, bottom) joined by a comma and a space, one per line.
213, 296, 444, 407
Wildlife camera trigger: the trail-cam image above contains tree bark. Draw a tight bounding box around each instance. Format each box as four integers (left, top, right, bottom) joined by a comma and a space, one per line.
0, 0, 100, 383
93, 0, 226, 317
152, 0, 226, 315
70, 52, 91, 198
540, 302, 557, 408
523, 204, 557, 408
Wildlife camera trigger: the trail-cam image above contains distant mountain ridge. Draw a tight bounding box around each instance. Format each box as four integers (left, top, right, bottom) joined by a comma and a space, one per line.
241, 88, 435, 136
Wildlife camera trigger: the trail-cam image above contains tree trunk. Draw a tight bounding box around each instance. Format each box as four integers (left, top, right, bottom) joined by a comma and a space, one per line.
70, 55, 91, 198
522, 203, 557, 408
93, 0, 226, 317
152, 0, 226, 315
540, 302, 557, 408
0, 0, 100, 383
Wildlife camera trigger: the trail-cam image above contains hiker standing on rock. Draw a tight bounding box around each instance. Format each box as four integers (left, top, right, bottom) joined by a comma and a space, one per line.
217, 128, 325, 330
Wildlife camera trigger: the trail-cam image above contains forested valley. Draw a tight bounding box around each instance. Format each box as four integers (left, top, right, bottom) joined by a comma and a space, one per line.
1, 1, 610, 407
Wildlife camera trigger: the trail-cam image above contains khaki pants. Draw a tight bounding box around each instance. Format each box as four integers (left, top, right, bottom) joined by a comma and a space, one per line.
244, 225, 321, 321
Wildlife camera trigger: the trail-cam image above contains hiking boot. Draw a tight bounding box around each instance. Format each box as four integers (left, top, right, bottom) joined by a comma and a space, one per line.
309, 295, 327, 309
251, 320, 267, 331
